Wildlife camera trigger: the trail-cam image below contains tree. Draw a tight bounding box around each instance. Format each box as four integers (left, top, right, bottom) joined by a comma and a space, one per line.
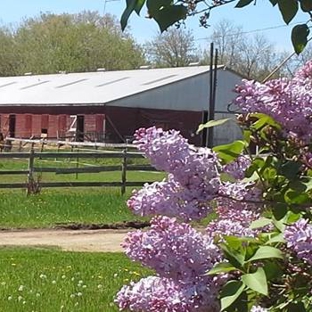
201, 19, 285, 80
0, 26, 19, 76
12, 11, 144, 75
121, 0, 312, 54
144, 28, 199, 67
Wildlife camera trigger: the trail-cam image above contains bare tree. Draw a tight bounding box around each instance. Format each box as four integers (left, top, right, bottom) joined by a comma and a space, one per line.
204, 19, 283, 81
144, 28, 199, 67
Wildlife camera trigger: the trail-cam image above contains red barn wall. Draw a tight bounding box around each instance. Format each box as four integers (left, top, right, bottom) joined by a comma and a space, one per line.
0, 106, 202, 145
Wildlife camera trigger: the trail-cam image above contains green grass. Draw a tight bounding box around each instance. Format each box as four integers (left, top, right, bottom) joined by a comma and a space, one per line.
0, 188, 148, 229
0, 247, 151, 312
0, 156, 166, 229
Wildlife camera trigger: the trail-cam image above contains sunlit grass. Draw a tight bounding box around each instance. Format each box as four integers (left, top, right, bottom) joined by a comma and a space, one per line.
0, 188, 149, 229
0, 247, 151, 312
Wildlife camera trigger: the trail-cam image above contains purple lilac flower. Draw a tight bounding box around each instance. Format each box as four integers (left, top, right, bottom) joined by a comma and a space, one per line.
223, 155, 251, 180
122, 216, 221, 281
206, 200, 260, 239
129, 127, 222, 221
284, 218, 312, 264
127, 174, 220, 221
234, 62, 312, 142
115, 276, 220, 312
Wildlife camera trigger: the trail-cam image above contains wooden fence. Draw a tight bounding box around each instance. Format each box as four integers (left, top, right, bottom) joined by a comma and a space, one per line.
0, 147, 158, 195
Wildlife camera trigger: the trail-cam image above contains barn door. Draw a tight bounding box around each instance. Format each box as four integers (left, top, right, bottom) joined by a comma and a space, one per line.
9, 115, 16, 138
76, 115, 84, 142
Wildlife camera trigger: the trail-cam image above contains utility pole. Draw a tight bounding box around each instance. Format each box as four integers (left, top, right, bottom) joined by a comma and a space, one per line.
207, 43, 218, 148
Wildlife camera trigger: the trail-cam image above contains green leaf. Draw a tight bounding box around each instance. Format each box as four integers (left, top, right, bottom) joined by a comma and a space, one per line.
266, 233, 286, 244
220, 280, 245, 311
235, 0, 254, 8
146, 0, 187, 32
134, 0, 145, 14
208, 262, 238, 275
272, 202, 288, 221
269, 0, 278, 6
121, 0, 141, 30
196, 118, 231, 134
213, 140, 246, 164
250, 113, 281, 130
243, 129, 251, 144
299, 0, 312, 12
278, 0, 298, 24
263, 261, 283, 280
287, 302, 307, 312
284, 189, 310, 205
280, 161, 302, 180
250, 217, 272, 229
291, 24, 310, 54
246, 246, 283, 262
220, 243, 245, 269
241, 267, 268, 296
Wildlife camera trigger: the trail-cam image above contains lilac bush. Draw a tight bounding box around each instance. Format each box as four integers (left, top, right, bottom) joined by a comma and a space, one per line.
116, 61, 312, 311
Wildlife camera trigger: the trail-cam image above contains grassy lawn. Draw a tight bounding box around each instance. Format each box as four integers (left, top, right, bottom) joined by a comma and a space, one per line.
0, 247, 151, 312
0, 156, 166, 229
0, 188, 141, 228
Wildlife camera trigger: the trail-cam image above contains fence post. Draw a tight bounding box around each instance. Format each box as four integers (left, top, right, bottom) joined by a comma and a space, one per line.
121, 146, 128, 195
27, 143, 35, 195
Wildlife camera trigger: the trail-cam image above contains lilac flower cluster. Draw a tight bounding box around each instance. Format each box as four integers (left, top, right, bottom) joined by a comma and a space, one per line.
284, 219, 312, 265
117, 127, 265, 312
206, 202, 260, 239
122, 216, 221, 280
234, 61, 312, 141
116, 276, 220, 312
250, 306, 268, 312
223, 155, 251, 180
128, 127, 222, 221
116, 216, 222, 311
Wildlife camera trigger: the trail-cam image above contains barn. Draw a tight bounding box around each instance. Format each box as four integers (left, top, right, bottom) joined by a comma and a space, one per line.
0, 66, 244, 146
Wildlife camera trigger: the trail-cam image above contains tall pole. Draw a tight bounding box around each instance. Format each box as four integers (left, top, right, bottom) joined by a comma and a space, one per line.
207, 43, 217, 148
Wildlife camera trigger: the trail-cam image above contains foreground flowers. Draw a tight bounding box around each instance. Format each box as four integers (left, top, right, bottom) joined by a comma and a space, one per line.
116, 61, 312, 312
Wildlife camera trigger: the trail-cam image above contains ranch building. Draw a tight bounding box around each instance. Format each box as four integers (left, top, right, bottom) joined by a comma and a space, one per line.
0, 66, 244, 146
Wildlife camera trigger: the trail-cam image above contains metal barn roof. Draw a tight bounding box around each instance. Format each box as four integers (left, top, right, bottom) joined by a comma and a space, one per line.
0, 66, 233, 106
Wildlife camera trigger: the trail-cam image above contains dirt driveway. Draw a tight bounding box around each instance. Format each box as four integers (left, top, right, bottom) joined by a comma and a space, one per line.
0, 229, 132, 252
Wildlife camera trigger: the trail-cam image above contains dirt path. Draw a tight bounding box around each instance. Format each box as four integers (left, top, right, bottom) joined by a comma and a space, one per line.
0, 229, 132, 252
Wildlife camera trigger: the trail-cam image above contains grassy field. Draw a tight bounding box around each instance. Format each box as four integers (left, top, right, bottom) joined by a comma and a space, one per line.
0, 188, 143, 228
0, 247, 151, 312
0, 155, 165, 229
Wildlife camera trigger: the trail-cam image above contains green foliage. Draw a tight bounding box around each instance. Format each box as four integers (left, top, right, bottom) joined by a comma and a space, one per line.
197, 118, 231, 134
242, 267, 268, 296
291, 24, 310, 54
220, 280, 245, 311
206, 111, 312, 311
213, 140, 246, 164
0, 11, 145, 75
277, 0, 298, 24
121, 0, 312, 54
235, 0, 254, 8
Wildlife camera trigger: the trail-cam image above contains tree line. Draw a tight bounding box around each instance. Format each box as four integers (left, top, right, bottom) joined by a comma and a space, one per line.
0, 11, 310, 80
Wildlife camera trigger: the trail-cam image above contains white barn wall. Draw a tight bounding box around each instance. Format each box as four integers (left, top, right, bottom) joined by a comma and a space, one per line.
108, 69, 243, 112
108, 69, 244, 145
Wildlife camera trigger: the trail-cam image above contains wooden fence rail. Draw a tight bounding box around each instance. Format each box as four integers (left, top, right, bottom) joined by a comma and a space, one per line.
0, 148, 157, 195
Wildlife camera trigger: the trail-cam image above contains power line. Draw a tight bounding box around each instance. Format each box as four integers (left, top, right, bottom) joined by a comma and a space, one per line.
195, 21, 307, 41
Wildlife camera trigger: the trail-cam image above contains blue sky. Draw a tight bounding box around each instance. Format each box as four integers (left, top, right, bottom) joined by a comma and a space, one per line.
0, 0, 308, 52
